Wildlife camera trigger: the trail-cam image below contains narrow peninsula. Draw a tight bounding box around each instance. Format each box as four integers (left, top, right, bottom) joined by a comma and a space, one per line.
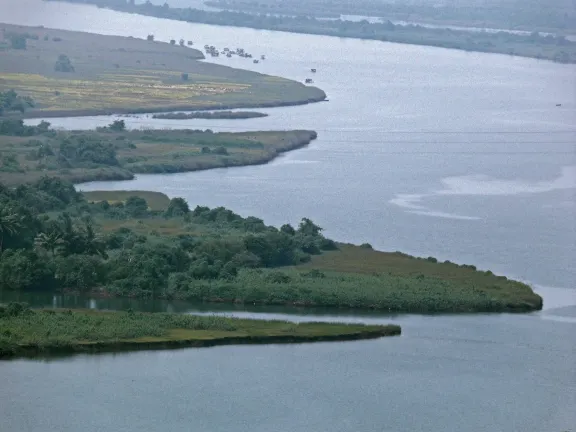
152, 111, 268, 120
0, 305, 401, 359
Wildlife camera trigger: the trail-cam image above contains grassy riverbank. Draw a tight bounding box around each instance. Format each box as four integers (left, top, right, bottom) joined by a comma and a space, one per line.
47, 0, 576, 63
0, 304, 401, 358
0, 24, 325, 117
0, 118, 316, 186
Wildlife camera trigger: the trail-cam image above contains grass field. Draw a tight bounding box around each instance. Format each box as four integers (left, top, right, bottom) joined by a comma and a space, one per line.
0, 127, 316, 185
0, 306, 401, 358
0, 24, 325, 117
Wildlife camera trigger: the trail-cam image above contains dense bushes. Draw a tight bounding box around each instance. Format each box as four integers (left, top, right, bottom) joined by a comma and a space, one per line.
0, 176, 541, 312
0, 90, 34, 116
0, 177, 335, 297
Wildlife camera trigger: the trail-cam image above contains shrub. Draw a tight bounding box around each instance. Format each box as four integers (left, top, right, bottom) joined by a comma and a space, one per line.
54, 54, 74, 72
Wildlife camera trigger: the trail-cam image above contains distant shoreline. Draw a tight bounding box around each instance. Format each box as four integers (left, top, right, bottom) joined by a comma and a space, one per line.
44, 0, 576, 64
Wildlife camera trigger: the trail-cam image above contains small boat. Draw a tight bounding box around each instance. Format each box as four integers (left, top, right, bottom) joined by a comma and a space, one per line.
305, 78, 313, 84
227, 53, 232, 58
556, 103, 562, 106
261, 55, 266, 60
253, 59, 259, 64
311, 68, 316, 73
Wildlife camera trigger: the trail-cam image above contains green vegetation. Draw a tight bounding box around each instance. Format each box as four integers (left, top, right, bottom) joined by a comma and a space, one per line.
0, 24, 325, 118
83, 190, 171, 211
152, 111, 269, 120
0, 118, 316, 185
206, 0, 576, 34
49, 0, 576, 63
0, 178, 543, 313
0, 90, 34, 116
0, 304, 400, 358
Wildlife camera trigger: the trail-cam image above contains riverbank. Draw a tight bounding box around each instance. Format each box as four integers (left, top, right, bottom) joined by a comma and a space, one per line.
0, 119, 317, 186
46, 0, 576, 63
152, 111, 268, 120
205, 0, 575, 35
0, 305, 401, 359
0, 23, 326, 118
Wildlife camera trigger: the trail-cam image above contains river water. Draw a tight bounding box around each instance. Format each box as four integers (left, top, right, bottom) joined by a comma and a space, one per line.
1, 1, 576, 431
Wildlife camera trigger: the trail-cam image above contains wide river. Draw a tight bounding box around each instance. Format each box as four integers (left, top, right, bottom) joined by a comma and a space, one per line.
1, 1, 576, 431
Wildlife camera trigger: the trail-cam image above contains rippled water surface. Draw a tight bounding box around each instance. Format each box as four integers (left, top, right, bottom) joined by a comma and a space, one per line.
1, 1, 575, 431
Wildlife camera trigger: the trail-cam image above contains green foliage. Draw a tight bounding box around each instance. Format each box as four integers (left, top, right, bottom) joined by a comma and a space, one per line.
54, 54, 75, 72
8, 34, 27, 50
124, 195, 149, 217
165, 197, 190, 217
0, 176, 541, 313
58, 134, 119, 166
0, 249, 55, 290
108, 120, 126, 132
0, 90, 34, 116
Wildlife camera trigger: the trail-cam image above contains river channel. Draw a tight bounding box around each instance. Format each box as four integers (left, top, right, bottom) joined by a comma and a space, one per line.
1, 1, 575, 431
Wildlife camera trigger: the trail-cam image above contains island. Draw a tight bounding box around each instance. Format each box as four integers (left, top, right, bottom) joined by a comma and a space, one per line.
44, 0, 576, 63
152, 111, 269, 120
0, 24, 326, 118
0, 304, 401, 358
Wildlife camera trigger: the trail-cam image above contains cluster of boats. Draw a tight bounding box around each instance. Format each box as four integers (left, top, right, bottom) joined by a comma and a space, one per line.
204, 45, 266, 63
202, 43, 317, 84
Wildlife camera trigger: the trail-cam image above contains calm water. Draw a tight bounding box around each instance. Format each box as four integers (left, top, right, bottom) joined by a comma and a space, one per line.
1, 1, 576, 431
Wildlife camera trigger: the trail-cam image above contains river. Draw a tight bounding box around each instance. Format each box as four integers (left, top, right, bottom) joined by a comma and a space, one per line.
1, 1, 576, 431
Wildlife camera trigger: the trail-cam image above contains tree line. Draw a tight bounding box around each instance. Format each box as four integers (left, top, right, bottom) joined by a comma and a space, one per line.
0, 176, 336, 298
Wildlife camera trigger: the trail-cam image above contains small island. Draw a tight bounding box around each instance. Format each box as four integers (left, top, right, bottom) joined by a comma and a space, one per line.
152, 111, 269, 120
0, 304, 401, 359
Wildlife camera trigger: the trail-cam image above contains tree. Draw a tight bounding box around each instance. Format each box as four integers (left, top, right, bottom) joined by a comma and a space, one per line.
298, 217, 322, 237
54, 54, 75, 72
165, 197, 190, 217
125, 196, 149, 217
0, 207, 24, 252
77, 219, 107, 258
9, 34, 27, 50
34, 231, 64, 257
147, 34, 155, 41
108, 119, 126, 131
280, 223, 296, 235
170, 39, 176, 45
179, 38, 185, 46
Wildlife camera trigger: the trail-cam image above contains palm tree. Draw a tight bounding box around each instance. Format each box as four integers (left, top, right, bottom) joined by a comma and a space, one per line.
80, 220, 107, 259
0, 207, 24, 253
34, 231, 64, 257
